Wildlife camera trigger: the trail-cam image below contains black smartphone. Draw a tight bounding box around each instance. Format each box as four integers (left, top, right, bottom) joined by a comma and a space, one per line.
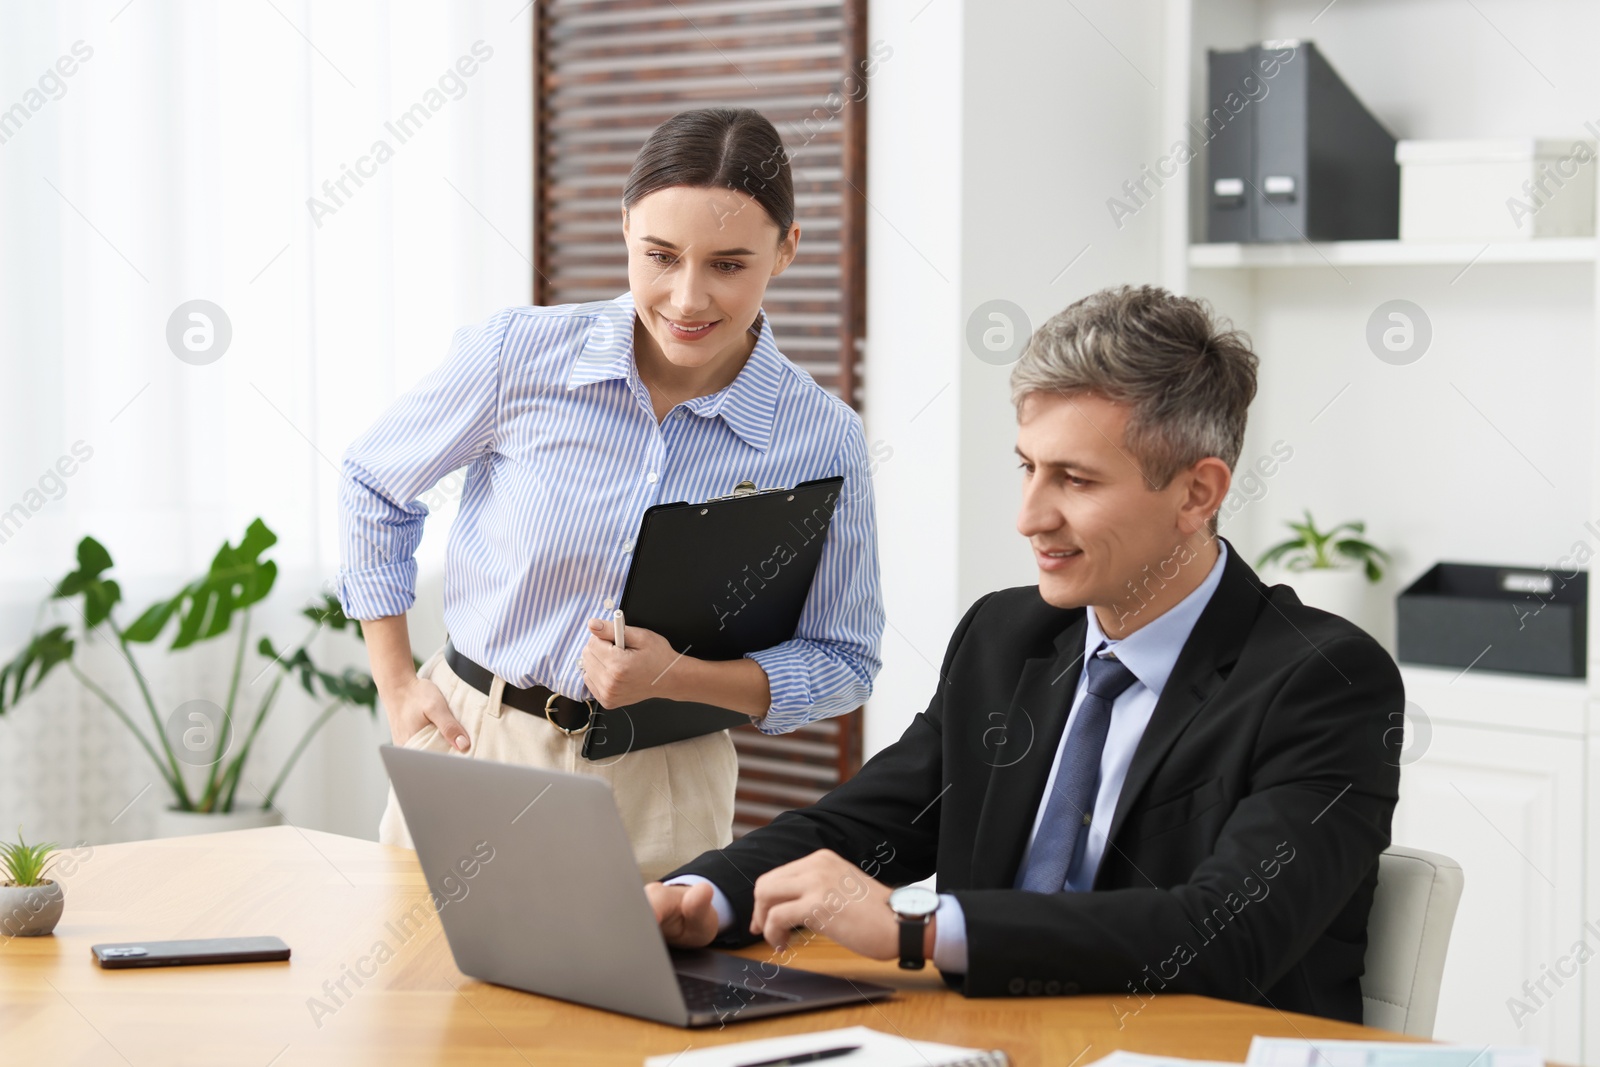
90, 936, 291, 969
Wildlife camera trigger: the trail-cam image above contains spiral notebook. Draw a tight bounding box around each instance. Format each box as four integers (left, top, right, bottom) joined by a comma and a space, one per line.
643, 1025, 1009, 1067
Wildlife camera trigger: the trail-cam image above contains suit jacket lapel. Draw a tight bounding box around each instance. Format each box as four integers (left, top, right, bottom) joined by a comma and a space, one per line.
1102, 543, 1261, 855
970, 615, 1087, 889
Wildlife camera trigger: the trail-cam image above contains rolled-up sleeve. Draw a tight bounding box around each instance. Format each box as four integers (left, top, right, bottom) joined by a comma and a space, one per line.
745, 419, 884, 733
336, 311, 508, 620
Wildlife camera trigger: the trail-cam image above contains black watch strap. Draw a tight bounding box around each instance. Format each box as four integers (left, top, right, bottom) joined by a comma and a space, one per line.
897, 915, 927, 970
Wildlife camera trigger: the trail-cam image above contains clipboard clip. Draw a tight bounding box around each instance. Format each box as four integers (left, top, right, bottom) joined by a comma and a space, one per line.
705, 479, 786, 503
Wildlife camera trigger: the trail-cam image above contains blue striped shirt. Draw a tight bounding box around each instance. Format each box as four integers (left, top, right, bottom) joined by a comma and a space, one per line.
335, 292, 884, 734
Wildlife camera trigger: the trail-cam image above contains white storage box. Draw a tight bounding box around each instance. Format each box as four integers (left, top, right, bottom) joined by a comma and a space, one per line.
1396, 138, 1596, 241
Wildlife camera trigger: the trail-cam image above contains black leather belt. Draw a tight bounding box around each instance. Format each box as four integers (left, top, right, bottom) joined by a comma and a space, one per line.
444, 641, 593, 735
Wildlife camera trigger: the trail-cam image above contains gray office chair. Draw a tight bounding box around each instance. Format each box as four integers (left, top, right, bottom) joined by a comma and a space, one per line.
1361, 845, 1465, 1037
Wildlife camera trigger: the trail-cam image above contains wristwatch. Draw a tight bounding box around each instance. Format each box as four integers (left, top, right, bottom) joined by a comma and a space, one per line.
887, 885, 940, 970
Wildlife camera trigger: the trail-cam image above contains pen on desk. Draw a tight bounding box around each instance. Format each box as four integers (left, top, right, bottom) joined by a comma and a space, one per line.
736, 1046, 860, 1067
613, 609, 626, 650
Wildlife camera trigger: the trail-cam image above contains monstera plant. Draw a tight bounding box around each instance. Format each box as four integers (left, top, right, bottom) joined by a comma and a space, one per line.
0, 519, 388, 821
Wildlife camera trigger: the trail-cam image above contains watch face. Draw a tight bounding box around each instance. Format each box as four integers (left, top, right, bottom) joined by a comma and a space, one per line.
889, 885, 939, 918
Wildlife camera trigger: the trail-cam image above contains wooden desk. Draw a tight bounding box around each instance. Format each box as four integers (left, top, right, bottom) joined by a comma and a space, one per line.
4, 826, 1416, 1066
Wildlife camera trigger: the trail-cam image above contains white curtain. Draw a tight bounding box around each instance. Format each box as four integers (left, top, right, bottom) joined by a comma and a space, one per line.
0, 0, 532, 844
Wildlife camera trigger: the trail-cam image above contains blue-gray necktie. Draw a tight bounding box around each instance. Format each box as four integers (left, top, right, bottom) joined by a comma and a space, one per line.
1017, 649, 1139, 893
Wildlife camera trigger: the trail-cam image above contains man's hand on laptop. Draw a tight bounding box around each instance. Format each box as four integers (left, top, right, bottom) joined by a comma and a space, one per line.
647, 880, 722, 947
750, 850, 912, 958
650, 851, 933, 960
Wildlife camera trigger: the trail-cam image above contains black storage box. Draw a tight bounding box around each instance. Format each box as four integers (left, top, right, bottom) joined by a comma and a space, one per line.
1397, 562, 1587, 679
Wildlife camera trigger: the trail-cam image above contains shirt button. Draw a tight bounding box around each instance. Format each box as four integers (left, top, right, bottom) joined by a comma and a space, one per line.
646, 472, 658, 484
621, 537, 633, 551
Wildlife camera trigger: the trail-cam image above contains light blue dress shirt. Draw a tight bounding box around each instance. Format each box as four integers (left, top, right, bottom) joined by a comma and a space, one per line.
667, 541, 1228, 967
336, 292, 884, 733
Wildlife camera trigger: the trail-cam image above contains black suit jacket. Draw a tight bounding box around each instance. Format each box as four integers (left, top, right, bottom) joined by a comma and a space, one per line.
672, 543, 1403, 1022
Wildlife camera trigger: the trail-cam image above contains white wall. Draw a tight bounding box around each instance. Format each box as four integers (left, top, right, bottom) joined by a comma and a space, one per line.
863, 0, 1166, 756
958, 0, 1168, 605
860, 0, 965, 757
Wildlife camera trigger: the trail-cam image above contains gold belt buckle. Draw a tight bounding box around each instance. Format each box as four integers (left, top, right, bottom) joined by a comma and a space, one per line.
544, 692, 593, 736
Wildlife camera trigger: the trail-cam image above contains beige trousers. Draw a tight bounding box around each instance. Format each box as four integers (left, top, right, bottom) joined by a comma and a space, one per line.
378, 643, 738, 882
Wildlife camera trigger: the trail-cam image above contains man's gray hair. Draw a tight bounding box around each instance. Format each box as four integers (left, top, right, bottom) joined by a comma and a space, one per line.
1009, 285, 1259, 488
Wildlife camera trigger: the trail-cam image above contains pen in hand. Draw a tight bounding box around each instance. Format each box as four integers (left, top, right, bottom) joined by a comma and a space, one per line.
613, 609, 626, 650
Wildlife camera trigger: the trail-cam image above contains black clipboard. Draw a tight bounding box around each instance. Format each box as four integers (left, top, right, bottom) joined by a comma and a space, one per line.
582, 475, 845, 761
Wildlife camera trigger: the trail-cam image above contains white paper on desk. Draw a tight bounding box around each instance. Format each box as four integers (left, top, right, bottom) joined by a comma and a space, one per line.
1245, 1036, 1543, 1067
1082, 1052, 1241, 1067
643, 1024, 1007, 1067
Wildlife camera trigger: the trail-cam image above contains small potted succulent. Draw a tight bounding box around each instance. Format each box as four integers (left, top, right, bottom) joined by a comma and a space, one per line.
1256, 510, 1391, 634
0, 829, 64, 937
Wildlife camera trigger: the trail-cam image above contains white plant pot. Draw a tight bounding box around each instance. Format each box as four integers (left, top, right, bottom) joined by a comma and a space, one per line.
0, 880, 64, 936
1275, 566, 1380, 636
151, 806, 284, 839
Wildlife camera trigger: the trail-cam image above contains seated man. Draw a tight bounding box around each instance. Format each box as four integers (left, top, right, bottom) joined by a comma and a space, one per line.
648, 285, 1402, 1023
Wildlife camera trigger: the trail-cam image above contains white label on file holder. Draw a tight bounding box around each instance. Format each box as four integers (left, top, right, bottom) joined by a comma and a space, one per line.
1262, 175, 1297, 198
1213, 177, 1245, 199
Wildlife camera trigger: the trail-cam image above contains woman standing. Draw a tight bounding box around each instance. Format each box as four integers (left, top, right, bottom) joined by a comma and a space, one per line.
336, 108, 883, 880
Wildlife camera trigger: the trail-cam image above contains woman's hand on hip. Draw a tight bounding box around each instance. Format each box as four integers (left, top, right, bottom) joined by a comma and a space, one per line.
385, 675, 470, 751
580, 620, 682, 707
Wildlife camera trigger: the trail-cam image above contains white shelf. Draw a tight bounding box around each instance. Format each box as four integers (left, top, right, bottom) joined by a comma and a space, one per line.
1189, 237, 1597, 269
1399, 663, 1590, 736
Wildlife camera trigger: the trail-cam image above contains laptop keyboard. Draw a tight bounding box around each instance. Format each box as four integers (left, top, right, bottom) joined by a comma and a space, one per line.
676, 971, 796, 1015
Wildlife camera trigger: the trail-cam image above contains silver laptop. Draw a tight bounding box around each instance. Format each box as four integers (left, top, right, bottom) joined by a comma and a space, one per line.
379, 744, 895, 1027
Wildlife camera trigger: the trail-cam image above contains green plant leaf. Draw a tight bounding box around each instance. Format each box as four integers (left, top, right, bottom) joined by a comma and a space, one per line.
302, 592, 365, 642
1255, 539, 1308, 571
258, 636, 379, 714
123, 597, 179, 643
1272, 511, 1332, 565
259, 636, 312, 697
51, 537, 122, 628
0, 626, 75, 713
1333, 536, 1391, 561
124, 519, 279, 650
1334, 538, 1390, 584
1261, 512, 1390, 578
317, 667, 378, 710
0, 827, 59, 886
55, 535, 111, 588
1321, 523, 1364, 542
